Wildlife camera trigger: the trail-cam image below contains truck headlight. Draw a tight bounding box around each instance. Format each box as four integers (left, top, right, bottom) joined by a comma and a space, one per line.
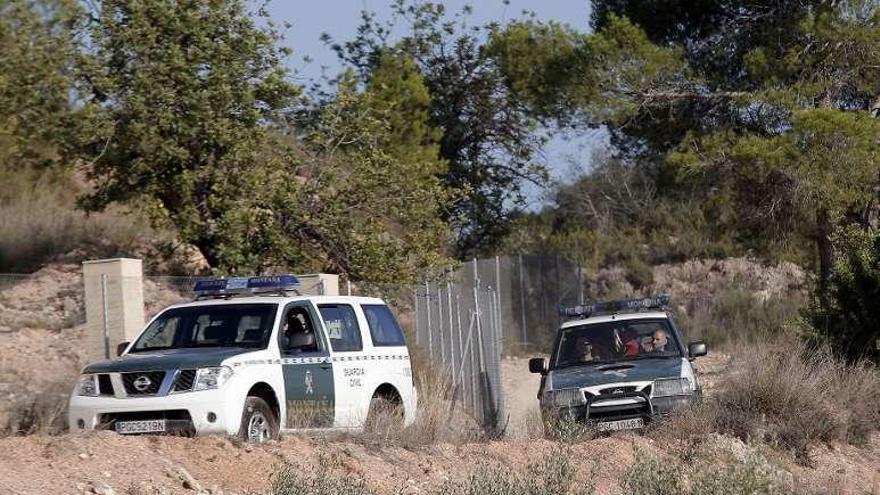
652, 378, 692, 397
76, 374, 98, 397
193, 366, 233, 391
544, 388, 586, 408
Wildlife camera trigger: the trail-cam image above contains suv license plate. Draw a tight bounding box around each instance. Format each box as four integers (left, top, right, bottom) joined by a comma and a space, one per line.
115, 419, 166, 434
597, 418, 644, 432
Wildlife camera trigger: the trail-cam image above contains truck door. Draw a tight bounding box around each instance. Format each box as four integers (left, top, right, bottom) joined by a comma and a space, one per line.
279, 302, 334, 428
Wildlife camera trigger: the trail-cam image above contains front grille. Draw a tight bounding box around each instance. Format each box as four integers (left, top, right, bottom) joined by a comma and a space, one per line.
598, 385, 637, 396
121, 371, 165, 395
173, 370, 196, 392
97, 374, 114, 396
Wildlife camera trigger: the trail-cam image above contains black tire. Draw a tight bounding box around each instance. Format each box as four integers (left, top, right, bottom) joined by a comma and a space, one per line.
238, 396, 279, 443
364, 395, 404, 433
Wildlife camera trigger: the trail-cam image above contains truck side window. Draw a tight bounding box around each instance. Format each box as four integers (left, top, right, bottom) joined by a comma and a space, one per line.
362, 304, 406, 346
318, 304, 362, 352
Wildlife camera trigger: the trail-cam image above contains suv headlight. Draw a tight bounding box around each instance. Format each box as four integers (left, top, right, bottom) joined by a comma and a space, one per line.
543, 388, 586, 408
193, 366, 233, 391
76, 374, 98, 397
652, 378, 693, 397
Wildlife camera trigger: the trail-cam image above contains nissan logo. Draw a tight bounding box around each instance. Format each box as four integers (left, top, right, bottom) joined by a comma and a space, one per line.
133, 375, 152, 392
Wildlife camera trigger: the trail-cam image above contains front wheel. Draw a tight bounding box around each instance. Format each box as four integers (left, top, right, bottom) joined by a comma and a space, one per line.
238, 396, 279, 443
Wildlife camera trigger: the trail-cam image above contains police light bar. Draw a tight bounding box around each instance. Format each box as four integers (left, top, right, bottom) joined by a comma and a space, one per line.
559, 295, 670, 319
193, 275, 301, 297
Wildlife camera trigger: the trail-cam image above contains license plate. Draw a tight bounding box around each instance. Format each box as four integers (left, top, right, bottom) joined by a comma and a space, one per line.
115, 419, 166, 434
596, 417, 644, 432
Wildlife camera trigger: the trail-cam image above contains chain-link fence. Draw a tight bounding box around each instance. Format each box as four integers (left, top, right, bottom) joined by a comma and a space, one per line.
407, 255, 583, 432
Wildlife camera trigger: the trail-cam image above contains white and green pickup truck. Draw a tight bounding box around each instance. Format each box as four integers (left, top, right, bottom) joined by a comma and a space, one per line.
68, 275, 416, 442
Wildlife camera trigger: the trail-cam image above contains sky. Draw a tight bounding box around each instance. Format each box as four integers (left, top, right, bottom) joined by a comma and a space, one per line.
266, 1, 605, 207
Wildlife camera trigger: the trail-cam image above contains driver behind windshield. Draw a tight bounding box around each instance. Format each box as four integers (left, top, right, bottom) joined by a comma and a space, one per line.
554, 320, 680, 368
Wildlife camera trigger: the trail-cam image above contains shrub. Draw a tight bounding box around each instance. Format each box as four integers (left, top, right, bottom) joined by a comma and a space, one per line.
354, 370, 480, 448
807, 226, 880, 363
271, 464, 372, 495
1, 376, 72, 436
0, 166, 150, 272
713, 334, 880, 462
620, 449, 790, 495
434, 448, 595, 495
674, 287, 804, 347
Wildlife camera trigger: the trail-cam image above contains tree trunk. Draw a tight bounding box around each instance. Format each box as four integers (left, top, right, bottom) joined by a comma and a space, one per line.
193, 236, 222, 271
816, 208, 834, 306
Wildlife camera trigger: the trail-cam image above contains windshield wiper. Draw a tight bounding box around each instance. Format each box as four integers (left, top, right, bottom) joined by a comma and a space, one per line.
552, 360, 615, 370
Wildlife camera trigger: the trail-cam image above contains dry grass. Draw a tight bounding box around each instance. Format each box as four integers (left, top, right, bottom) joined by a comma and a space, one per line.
0, 167, 151, 272
653, 334, 880, 465
354, 370, 480, 448
0, 376, 72, 436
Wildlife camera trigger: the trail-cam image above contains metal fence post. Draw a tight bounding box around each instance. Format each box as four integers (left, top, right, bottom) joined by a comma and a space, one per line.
101, 273, 110, 360
425, 281, 433, 362
437, 282, 446, 370
494, 256, 502, 344
518, 254, 528, 345
446, 280, 455, 381
413, 289, 421, 346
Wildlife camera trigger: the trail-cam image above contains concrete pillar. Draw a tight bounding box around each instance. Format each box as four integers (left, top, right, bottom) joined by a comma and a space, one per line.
296, 274, 339, 296
82, 258, 145, 362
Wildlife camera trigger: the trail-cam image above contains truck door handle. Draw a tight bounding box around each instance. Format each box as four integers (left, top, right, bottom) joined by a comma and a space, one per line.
320, 362, 332, 370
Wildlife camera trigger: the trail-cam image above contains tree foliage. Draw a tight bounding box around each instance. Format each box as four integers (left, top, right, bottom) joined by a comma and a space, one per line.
327, 0, 548, 257
808, 227, 880, 363
0, 0, 79, 168
71, 0, 451, 280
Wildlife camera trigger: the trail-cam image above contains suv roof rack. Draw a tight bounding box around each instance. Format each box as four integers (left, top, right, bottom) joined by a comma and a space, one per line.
558, 295, 669, 320
193, 275, 301, 300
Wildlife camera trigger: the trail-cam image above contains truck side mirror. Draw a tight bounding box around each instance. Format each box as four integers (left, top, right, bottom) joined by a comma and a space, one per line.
116, 341, 130, 357
528, 357, 547, 374
688, 341, 707, 358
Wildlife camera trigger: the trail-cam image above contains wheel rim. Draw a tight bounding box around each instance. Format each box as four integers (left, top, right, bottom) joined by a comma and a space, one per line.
247, 411, 270, 443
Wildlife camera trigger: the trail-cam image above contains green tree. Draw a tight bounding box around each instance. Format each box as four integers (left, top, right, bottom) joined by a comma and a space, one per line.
76, 0, 299, 269
0, 0, 79, 168
264, 60, 453, 282
327, 1, 548, 257
808, 227, 880, 362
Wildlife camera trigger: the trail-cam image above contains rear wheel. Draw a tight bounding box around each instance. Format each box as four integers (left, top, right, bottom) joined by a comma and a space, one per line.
364, 394, 404, 433
238, 396, 279, 443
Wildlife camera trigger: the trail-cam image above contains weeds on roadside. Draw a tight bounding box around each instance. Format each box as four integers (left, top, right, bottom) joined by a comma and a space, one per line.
1, 376, 72, 436
271, 463, 373, 495
620, 448, 790, 495
713, 334, 880, 463
435, 448, 596, 495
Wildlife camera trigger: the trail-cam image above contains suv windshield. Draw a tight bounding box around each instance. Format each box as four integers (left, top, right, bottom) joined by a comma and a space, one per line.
131, 304, 278, 352
553, 318, 680, 369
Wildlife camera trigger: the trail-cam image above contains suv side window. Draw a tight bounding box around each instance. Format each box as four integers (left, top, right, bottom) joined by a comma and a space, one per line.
318, 304, 362, 352
279, 303, 325, 355
363, 304, 406, 347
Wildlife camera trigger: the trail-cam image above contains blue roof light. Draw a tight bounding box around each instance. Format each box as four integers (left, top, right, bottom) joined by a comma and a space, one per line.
193, 275, 301, 298
559, 295, 669, 319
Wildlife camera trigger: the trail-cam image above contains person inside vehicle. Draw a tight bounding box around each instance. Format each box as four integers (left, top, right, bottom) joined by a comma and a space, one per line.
639, 335, 655, 353
577, 336, 596, 362
283, 310, 317, 353
652, 329, 669, 353
622, 328, 640, 357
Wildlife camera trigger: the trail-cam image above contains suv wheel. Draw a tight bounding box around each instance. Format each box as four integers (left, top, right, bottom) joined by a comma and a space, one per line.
365, 395, 404, 433
239, 396, 279, 443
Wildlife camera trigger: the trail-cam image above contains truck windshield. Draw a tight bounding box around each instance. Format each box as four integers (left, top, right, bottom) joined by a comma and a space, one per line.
130, 304, 278, 352
553, 318, 681, 369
